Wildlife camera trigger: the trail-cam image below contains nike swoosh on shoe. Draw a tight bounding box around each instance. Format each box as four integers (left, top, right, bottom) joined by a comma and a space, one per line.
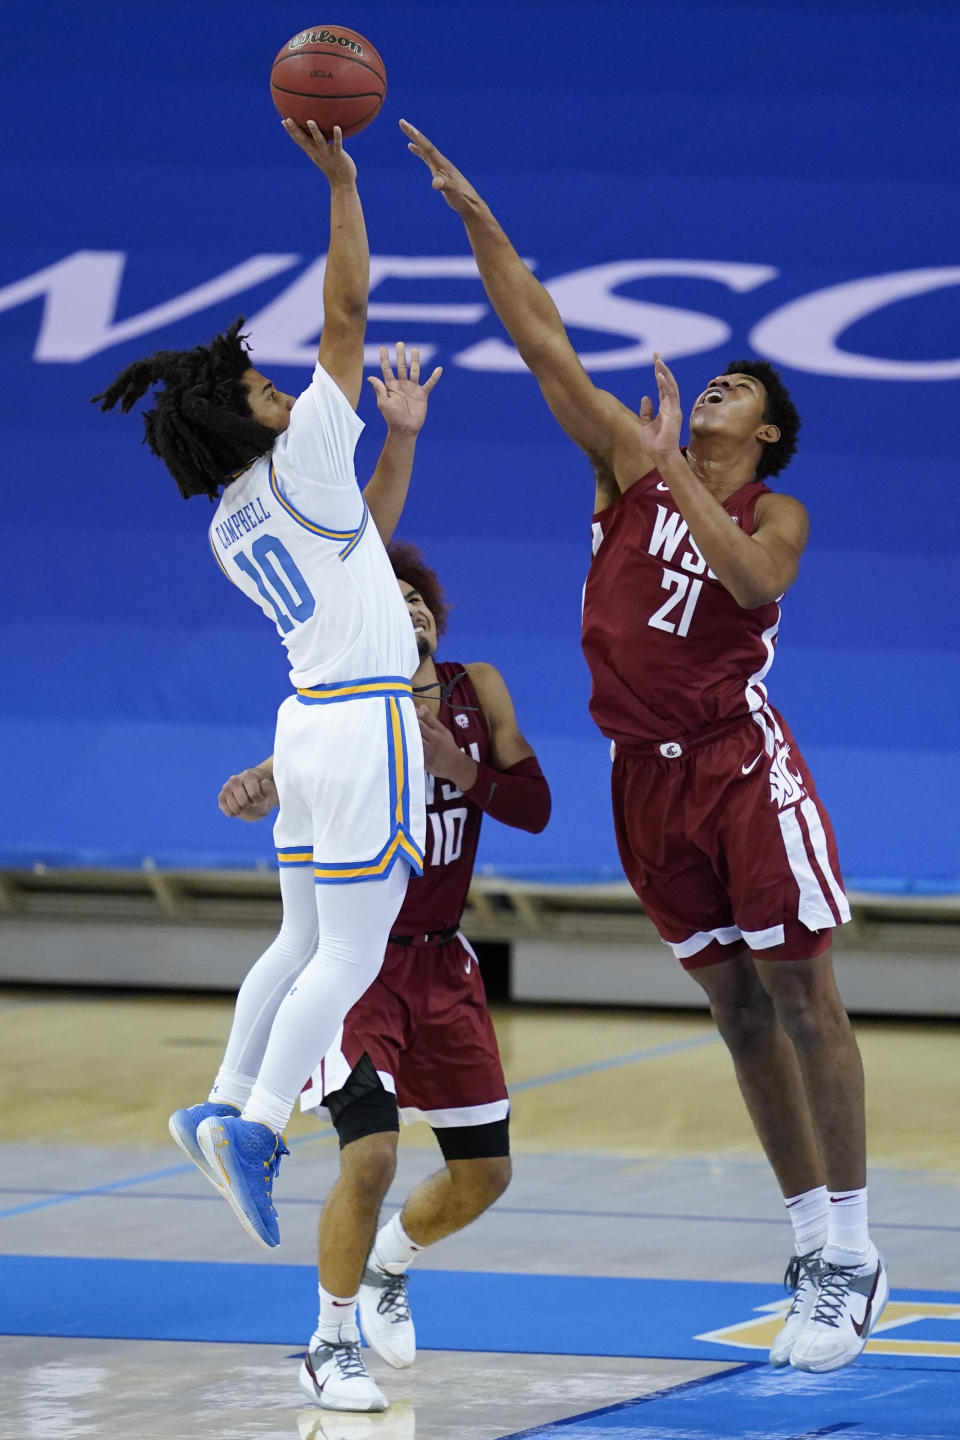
850, 1265, 882, 1338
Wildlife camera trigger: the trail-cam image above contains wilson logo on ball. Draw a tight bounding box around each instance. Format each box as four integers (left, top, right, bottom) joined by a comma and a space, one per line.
289, 30, 364, 54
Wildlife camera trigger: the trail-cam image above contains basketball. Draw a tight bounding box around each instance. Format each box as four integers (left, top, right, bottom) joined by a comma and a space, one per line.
270, 26, 387, 138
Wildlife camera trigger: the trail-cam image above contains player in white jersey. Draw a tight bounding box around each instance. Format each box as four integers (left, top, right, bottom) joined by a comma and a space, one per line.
94, 121, 441, 1249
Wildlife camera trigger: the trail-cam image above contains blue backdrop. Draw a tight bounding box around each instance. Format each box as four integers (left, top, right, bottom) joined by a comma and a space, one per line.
2, 0, 958, 891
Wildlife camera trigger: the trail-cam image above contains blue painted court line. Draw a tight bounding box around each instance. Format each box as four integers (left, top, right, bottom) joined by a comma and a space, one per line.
499, 1366, 756, 1439
508, 1031, 721, 1091
0, 1129, 336, 1222
498, 1360, 960, 1439
1, 1183, 955, 1237
3, 1258, 958, 1373
0, 1037, 716, 1223
0, 1161, 210, 1221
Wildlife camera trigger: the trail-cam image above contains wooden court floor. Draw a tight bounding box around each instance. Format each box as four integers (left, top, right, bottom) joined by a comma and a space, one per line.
1, 986, 959, 1438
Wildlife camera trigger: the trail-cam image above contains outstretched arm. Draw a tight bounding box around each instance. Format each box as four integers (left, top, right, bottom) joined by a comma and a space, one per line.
401, 120, 654, 490
283, 120, 369, 408
362, 343, 443, 544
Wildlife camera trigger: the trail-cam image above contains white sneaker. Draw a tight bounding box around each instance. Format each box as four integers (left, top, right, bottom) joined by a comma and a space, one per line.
359, 1264, 415, 1369
769, 1249, 822, 1367
298, 1338, 388, 1412
790, 1250, 889, 1373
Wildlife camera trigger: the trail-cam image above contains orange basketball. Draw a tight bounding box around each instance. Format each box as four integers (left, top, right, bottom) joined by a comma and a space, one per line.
270, 25, 387, 138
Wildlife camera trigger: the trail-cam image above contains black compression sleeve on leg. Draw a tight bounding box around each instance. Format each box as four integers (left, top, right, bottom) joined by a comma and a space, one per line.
324, 1052, 400, 1149
434, 1117, 510, 1161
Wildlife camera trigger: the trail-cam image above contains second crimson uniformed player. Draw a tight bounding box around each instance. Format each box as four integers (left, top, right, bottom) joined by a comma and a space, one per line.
401, 120, 888, 1379
218, 542, 550, 1413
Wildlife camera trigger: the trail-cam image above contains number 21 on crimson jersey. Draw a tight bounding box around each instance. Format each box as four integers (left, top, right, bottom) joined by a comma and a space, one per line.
646, 503, 723, 638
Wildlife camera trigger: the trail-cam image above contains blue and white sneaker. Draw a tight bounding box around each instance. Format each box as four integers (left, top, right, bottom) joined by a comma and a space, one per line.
196, 1113, 289, 1249
168, 1102, 240, 1190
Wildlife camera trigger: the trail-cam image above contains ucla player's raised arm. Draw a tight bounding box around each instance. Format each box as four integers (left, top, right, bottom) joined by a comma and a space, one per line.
281, 119, 368, 408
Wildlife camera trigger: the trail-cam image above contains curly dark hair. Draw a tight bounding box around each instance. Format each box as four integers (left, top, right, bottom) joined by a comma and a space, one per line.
722, 359, 801, 480
92, 317, 278, 501
388, 541, 451, 637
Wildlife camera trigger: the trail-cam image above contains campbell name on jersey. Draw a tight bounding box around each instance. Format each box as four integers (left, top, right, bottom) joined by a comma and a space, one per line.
208, 362, 417, 687
582, 470, 781, 746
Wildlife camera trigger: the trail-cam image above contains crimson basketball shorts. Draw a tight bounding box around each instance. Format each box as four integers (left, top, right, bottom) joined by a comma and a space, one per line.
302, 933, 510, 1143
611, 704, 851, 968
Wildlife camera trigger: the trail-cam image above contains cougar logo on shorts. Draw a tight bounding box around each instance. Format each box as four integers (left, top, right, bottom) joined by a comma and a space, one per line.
769, 742, 805, 810
455, 713, 470, 728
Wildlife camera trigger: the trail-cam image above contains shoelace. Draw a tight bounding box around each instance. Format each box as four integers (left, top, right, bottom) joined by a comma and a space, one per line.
261, 1137, 290, 1201
809, 1262, 858, 1329
375, 1271, 411, 1323
329, 1342, 368, 1381
783, 1251, 821, 1319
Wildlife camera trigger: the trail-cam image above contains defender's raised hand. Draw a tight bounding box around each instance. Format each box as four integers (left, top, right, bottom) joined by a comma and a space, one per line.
640, 354, 684, 456
367, 343, 443, 437
282, 119, 357, 187
400, 120, 481, 214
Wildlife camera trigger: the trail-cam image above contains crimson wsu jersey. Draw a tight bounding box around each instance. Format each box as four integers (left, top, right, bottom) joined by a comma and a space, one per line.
582, 471, 781, 746
393, 662, 490, 933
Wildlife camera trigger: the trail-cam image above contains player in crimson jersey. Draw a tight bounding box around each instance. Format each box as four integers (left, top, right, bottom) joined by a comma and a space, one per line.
401, 121, 888, 1375
219, 542, 550, 1413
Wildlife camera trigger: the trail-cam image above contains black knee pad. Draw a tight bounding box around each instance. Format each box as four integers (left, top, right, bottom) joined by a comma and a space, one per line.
434, 1116, 511, 1162
324, 1053, 400, 1149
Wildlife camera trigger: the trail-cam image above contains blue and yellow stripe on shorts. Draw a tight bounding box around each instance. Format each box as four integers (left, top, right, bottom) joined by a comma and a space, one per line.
278, 681, 424, 884
294, 676, 413, 706
268, 463, 369, 559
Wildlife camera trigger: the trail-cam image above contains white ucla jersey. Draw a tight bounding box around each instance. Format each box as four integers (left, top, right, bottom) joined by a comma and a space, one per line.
208, 362, 417, 687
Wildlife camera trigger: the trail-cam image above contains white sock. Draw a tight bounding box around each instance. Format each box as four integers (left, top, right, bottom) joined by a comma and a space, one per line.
784, 1185, 829, 1255
207, 1067, 252, 1110
313, 1283, 360, 1345
241, 1082, 290, 1135
824, 1187, 874, 1267
371, 1212, 425, 1275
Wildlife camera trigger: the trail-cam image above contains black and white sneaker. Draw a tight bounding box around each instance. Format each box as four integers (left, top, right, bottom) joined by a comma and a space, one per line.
298, 1337, 388, 1412
359, 1264, 415, 1369
769, 1249, 822, 1367
790, 1250, 889, 1373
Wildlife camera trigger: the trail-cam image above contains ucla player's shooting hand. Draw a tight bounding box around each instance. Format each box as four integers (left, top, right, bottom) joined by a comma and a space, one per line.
281, 119, 357, 187
367, 343, 443, 437
218, 764, 279, 822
